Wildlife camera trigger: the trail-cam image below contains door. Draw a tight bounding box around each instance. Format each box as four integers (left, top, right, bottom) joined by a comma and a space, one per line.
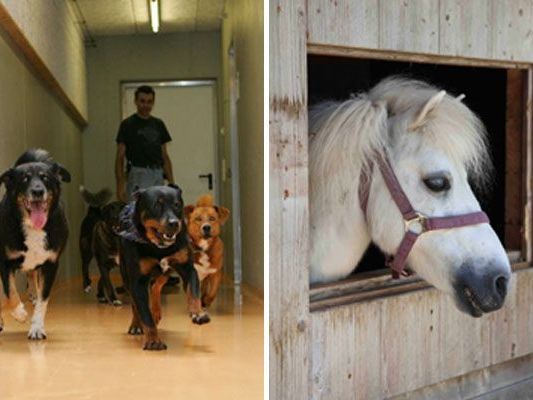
121, 81, 218, 205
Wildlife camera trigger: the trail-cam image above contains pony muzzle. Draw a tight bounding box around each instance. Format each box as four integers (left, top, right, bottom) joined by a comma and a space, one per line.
453, 264, 511, 317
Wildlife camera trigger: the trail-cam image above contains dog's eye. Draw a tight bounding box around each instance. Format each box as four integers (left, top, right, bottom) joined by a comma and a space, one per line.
40, 174, 48, 181
23, 175, 30, 182
195, 217, 202, 222
423, 175, 451, 192
209, 216, 216, 222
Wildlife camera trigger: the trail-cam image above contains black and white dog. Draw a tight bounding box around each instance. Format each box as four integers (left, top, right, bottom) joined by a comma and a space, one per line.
0, 149, 70, 339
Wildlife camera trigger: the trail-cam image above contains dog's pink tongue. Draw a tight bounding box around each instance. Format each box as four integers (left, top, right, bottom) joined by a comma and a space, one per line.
30, 203, 47, 229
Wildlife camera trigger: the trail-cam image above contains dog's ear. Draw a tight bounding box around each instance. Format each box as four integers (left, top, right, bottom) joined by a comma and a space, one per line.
0, 168, 13, 187
184, 205, 195, 220
132, 188, 145, 201
53, 163, 71, 183
167, 183, 182, 196
215, 206, 230, 225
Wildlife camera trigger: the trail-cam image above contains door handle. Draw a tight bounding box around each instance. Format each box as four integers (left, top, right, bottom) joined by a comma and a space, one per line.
199, 173, 213, 190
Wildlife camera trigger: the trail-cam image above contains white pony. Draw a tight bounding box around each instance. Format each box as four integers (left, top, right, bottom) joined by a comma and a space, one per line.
309, 77, 511, 317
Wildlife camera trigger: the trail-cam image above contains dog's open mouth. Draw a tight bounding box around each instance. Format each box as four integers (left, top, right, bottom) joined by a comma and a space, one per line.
23, 199, 49, 230
151, 229, 178, 248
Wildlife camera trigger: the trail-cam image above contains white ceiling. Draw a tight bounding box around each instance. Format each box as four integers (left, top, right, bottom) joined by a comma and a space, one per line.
73, 0, 225, 37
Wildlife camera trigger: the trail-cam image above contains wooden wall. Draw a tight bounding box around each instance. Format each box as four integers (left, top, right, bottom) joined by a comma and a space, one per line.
308, 0, 533, 63
310, 269, 533, 399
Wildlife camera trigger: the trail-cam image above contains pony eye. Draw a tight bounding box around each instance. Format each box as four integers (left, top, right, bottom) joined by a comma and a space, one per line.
423, 175, 451, 192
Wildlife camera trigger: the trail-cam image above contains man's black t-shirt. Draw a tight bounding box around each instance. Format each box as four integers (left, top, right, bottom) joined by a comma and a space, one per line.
116, 113, 172, 168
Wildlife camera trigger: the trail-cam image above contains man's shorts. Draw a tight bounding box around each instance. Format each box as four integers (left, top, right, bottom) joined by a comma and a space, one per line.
126, 166, 164, 200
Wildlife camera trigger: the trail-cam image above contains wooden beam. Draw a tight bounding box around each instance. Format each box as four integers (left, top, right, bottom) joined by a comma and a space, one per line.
270, 2, 310, 400
505, 69, 525, 250
524, 69, 533, 262
308, 43, 531, 70
0, 3, 87, 128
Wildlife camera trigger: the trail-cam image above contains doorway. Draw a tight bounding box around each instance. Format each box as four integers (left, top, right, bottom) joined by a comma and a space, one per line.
121, 80, 219, 205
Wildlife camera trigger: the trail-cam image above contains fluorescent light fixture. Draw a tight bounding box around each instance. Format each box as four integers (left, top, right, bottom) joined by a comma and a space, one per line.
149, 0, 160, 33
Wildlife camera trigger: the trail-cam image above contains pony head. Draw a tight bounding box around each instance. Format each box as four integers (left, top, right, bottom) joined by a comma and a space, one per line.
309, 77, 511, 317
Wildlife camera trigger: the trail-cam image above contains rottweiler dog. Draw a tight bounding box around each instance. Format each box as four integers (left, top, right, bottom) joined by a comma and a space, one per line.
92, 200, 126, 305
79, 186, 112, 292
0, 149, 70, 339
118, 184, 209, 351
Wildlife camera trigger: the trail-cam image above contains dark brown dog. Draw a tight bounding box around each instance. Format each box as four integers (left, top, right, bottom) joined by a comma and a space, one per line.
118, 185, 208, 351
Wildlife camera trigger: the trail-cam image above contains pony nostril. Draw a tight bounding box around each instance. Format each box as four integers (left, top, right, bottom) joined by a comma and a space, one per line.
494, 275, 508, 299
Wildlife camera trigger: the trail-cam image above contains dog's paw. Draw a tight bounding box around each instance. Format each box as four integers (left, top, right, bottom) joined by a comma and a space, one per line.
128, 325, 143, 335
191, 312, 211, 325
83, 284, 92, 293
28, 325, 47, 340
143, 339, 167, 351
11, 302, 28, 323
97, 296, 107, 304
111, 299, 123, 307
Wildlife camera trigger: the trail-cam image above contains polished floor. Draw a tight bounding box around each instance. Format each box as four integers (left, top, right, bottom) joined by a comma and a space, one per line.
0, 274, 263, 400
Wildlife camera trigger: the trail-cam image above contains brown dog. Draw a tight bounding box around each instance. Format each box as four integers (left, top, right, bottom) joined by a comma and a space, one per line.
149, 194, 229, 326
185, 194, 230, 308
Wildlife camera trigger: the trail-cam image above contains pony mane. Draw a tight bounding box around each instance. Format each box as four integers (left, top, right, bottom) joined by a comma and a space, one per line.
309, 77, 492, 204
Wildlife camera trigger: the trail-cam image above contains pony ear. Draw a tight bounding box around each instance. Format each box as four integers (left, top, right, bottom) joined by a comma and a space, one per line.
53, 163, 71, 182
409, 90, 446, 131
215, 206, 230, 225
0, 168, 13, 187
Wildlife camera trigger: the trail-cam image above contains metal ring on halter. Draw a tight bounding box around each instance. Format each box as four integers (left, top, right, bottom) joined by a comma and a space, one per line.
404, 213, 428, 235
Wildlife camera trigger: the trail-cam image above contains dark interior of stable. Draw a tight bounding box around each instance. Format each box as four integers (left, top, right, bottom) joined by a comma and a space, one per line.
308, 55, 517, 275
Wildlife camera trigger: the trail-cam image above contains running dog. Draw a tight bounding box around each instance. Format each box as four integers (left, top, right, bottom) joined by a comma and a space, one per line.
0, 149, 70, 339
184, 194, 230, 308
92, 200, 126, 305
79, 186, 112, 292
117, 184, 208, 351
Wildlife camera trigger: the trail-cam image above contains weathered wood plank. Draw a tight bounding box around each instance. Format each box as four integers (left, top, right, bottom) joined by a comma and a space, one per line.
381, 289, 442, 397
391, 353, 533, 400
307, 0, 378, 49
439, 0, 492, 58
489, 271, 518, 365
379, 0, 439, 54
270, 2, 310, 400
310, 301, 382, 400
491, 0, 533, 62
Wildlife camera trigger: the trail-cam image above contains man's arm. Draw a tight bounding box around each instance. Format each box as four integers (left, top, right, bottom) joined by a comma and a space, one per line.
115, 143, 127, 202
162, 144, 174, 184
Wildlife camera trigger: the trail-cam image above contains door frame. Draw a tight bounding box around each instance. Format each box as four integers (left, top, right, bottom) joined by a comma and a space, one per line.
120, 79, 220, 203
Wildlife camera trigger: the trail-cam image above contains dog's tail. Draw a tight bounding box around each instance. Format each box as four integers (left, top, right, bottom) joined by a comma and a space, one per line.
14, 148, 52, 166
80, 186, 112, 208
196, 194, 214, 207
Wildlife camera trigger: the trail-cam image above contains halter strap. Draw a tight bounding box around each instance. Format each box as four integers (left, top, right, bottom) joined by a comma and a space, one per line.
359, 152, 489, 278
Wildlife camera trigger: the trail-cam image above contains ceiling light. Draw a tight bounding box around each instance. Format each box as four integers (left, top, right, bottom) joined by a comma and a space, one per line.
149, 0, 160, 33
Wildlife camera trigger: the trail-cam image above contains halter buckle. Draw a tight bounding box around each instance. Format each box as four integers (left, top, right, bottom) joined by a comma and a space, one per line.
404, 213, 428, 234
